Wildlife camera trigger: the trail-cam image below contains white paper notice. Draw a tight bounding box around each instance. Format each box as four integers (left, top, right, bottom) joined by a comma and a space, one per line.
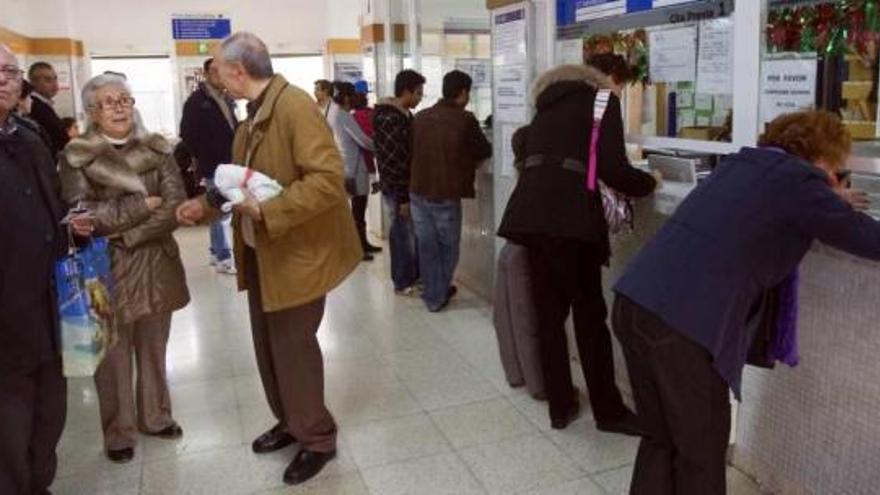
493, 6, 529, 124
493, 7, 527, 66
501, 125, 518, 178
696, 18, 734, 95
760, 57, 818, 123
495, 65, 529, 124
557, 39, 584, 65
649, 26, 697, 83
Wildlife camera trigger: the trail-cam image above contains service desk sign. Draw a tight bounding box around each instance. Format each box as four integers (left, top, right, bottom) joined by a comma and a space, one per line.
172, 14, 232, 40
760, 56, 818, 124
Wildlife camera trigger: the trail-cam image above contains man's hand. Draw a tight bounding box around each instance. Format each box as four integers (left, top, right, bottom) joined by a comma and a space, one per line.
399, 202, 411, 220
176, 198, 206, 226
69, 212, 94, 237
233, 188, 263, 221
145, 196, 164, 210
837, 187, 871, 211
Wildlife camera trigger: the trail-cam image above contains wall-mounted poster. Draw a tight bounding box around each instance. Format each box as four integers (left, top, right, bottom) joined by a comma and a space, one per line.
333, 62, 364, 84
455, 59, 491, 89
183, 66, 206, 96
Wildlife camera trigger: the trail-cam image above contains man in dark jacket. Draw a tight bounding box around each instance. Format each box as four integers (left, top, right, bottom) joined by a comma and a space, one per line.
612, 111, 880, 494
0, 45, 90, 495
27, 61, 69, 157
180, 58, 238, 274
410, 70, 492, 311
373, 69, 425, 295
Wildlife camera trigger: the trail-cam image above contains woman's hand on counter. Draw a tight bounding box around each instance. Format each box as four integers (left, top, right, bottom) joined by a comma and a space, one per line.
836, 188, 871, 211
145, 196, 164, 210
651, 170, 663, 190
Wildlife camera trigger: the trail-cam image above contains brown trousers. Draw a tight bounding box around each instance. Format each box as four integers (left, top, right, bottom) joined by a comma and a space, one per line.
94, 312, 175, 451
245, 249, 337, 453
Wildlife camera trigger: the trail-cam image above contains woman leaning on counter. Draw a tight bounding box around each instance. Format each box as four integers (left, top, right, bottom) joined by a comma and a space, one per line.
59, 74, 190, 464
612, 110, 880, 495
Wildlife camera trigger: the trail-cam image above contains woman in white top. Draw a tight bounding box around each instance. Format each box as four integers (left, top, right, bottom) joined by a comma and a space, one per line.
327, 81, 375, 261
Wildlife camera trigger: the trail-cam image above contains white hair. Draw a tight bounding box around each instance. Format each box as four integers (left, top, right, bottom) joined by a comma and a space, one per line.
81, 73, 147, 134
219, 31, 274, 79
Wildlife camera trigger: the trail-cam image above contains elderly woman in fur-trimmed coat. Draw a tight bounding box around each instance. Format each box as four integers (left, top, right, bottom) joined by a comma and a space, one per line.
497, 55, 658, 435
59, 74, 190, 464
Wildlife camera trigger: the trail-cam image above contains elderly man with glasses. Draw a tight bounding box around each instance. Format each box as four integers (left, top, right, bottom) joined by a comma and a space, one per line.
0, 44, 92, 495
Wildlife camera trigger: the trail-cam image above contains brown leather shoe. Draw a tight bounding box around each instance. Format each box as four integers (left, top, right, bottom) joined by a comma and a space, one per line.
252, 424, 297, 454
283, 449, 336, 485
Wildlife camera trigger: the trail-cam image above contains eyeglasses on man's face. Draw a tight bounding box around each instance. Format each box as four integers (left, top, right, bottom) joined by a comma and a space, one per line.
94, 95, 136, 111
0, 65, 24, 82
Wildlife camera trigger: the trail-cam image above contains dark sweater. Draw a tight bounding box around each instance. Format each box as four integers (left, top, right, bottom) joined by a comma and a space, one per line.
373, 103, 412, 203
615, 148, 880, 398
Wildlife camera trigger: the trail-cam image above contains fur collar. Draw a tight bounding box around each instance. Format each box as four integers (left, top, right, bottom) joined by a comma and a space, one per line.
63, 130, 172, 195
530, 64, 613, 106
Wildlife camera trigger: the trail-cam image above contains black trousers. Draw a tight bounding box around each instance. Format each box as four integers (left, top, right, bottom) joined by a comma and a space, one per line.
612, 296, 730, 495
526, 238, 628, 423
0, 358, 67, 495
351, 195, 368, 248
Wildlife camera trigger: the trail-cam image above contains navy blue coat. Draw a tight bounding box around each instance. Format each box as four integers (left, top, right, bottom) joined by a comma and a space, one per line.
179, 84, 237, 181
614, 148, 880, 397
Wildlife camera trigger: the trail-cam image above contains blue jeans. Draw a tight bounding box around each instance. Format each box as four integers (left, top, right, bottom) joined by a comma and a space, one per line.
383, 193, 419, 291
209, 215, 232, 261
410, 193, 462, 311
207, 180, 231, 262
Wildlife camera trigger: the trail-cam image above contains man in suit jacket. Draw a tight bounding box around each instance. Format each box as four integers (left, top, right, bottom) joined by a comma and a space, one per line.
0, 45, 91, 495
27, 61, 70, 156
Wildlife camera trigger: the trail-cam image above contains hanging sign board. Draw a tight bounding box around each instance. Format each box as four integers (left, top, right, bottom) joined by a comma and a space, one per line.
760, 56, 818, 124
172, 15, 231, 40
575, 0, 626, 22
649, 25, 697, 83
559, 0, 717, 26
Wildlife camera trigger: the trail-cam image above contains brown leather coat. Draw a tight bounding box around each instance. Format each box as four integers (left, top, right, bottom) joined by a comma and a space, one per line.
59, 131, 190, 325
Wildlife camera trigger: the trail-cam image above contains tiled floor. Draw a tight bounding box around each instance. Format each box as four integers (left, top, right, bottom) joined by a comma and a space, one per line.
52, 228, 767, 494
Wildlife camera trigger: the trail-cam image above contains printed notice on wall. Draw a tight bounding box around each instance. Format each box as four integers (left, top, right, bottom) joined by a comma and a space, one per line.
649, 26, 697, 83
501, 125, 519, 178
760, 57, 818, 123
493, 7, 527, 66
495, 65, 529, 123
493, 5, 529, 124
696, 18, 733, 95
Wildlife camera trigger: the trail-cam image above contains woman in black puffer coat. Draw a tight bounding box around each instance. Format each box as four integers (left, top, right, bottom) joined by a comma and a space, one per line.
498, 55, 658, 433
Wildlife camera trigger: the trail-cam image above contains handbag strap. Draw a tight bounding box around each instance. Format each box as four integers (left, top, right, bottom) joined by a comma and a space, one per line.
587, 89, 612, 192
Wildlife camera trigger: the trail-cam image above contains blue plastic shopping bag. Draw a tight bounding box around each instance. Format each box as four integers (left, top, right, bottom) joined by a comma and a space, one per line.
54, 237, 115, 377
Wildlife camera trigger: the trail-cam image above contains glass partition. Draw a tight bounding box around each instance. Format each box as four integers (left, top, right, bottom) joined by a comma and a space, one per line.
762, 0, 880, 141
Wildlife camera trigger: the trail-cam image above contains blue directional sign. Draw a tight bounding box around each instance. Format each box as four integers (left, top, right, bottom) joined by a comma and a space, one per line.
172, 17, 232, 40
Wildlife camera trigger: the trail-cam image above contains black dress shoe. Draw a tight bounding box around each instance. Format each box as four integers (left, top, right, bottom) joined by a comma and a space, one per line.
146, 424, 183, 439
596, 410, 644, 437
362, 253, 375, 262
364, 243, 383, 254
283, 449, 336, 485
550, 399, 581, 430
252, 424, 297, 454
107, 447, 135, 464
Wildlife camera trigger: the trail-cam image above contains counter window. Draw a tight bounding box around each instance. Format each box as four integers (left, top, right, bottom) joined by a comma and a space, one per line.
558, 15, 735, 143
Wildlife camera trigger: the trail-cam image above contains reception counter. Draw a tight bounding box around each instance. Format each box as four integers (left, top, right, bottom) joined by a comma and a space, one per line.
599, 191, 880, 495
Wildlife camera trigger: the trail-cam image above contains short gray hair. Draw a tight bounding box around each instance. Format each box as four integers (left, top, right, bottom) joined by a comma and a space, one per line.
219, 32, 274, 79
81, 74, 145, 133
82, 73, 132, 110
